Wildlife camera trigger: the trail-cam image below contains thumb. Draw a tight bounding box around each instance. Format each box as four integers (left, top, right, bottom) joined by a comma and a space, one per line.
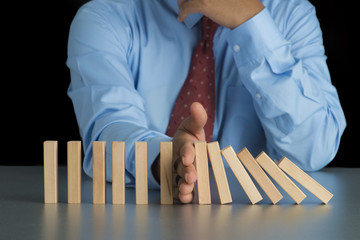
178, 0, 202, 22
180, 102, 208, 138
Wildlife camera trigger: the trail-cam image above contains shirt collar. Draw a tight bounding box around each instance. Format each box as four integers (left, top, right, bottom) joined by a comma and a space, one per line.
169, 0, 203, 29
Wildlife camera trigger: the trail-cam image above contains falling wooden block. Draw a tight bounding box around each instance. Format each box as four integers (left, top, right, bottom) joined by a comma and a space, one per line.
221, 146, 262, 204
112, 141, 125, 204
207, 142, 232, 204
256, 152, 306, 204
194, 141, 211, 204
237, 148, 283, 204
44, 141, 58, 203
278, 157, 333, 204
135, 142, 148, 204
67, 141, 82, 204
160, 142, 173, 204
93, 141, 106, 204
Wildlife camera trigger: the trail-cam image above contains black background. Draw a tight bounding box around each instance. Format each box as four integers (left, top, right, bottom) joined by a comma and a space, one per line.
3, 0, 358, 167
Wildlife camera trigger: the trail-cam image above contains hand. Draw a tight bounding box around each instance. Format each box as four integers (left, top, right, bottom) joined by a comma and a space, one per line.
172, 102, 208, 203
177, 0, 264, 29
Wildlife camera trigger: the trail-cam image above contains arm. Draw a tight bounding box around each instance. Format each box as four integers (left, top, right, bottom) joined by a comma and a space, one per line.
66, 4, 170, 188
225, 4, 346, 170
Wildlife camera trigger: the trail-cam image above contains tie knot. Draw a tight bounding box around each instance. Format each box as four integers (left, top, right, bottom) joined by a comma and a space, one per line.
201, 17, 218, 40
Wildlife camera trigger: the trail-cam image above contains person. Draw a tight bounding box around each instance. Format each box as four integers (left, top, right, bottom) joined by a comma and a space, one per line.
67, 0, 346, 203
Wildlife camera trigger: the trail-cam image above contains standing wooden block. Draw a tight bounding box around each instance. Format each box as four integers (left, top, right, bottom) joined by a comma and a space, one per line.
44, 141, 58, 203
256, 152, 306, 204
237, 148, 283, 204
160, 142, 173, 204
278, 157, 333, 204
67, 141, 82, 204
112, 141, 125, 204
207, 142, 232, 204
93, 141, 106, 204
135, 142, 148, 204
221, 146, 262, 204
194, 141, 211, 204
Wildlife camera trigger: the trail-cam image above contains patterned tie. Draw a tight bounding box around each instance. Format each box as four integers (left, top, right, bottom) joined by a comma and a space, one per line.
166, 17, 218, 142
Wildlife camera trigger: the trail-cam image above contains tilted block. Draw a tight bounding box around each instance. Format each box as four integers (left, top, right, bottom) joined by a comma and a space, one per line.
278, 157, 333, 204
237, 148, 283, 204
221, 146, 262, 204
256, 152, 306, 204
207, 142, 232, 204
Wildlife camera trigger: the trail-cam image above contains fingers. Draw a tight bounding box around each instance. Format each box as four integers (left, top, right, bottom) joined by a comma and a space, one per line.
177, 0, 202, 22
179, 141, 196, 166
176, 158, 197, 184
173, 157, 196, 204
173, 186, 194, 204
176, 177, 195, 204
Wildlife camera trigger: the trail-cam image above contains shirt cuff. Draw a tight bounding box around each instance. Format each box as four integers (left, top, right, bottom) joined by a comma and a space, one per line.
225, 7, 292, 69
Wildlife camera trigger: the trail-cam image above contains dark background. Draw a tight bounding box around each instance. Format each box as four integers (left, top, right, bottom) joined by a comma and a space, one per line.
3, 0, 358, 167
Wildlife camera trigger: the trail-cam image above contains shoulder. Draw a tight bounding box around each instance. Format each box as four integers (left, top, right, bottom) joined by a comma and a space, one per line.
262, 0, 314, 10
262, 0, 315, 17
69, 0, 144, 43
68, 0, 144, 56
73, 0, 139, 24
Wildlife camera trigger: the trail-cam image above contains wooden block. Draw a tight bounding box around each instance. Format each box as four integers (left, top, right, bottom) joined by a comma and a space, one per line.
194, 141, 211, 204
160, 142, 173, 204
278, 157, 333, 204
93, 141, 106, 204
207, 142, 232, 204
112, 141, 125, 204
256, 152, 306, 204
44, 141, 58, 203
237, 148, 283, 204
221, 146, 262, 204
67, 141, 82, 204
135, 142, 148, 204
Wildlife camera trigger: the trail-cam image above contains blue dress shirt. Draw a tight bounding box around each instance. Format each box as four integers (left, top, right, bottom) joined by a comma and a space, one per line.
67, 0, 346, 188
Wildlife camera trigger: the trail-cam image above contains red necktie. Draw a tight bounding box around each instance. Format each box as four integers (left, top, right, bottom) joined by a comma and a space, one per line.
166, 17, 218, 142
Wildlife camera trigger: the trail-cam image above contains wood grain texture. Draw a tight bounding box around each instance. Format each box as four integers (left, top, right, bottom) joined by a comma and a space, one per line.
256, 152, 306, 204
112, 141, 125, 204
135, 142, 148, 204
237, 147, 283, 204
93, 141, 106, 204
195, 141, 211, 204
221, 146, 262, 204
160, 142, 173, 204
207, 142, 232, 204
278, 157, 333, 204
67, 141, 81, 204
44, 141, 58, 203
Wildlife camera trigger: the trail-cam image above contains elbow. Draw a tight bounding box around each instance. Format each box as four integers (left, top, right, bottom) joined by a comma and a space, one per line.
304, 110, 346, 171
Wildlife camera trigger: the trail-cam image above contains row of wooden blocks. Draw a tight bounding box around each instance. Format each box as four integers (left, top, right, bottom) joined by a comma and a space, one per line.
43, 140, 333, 205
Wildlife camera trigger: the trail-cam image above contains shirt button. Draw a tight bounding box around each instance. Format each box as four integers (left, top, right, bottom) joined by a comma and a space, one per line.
255, 93, 261, 99
233, 44, 241, 52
